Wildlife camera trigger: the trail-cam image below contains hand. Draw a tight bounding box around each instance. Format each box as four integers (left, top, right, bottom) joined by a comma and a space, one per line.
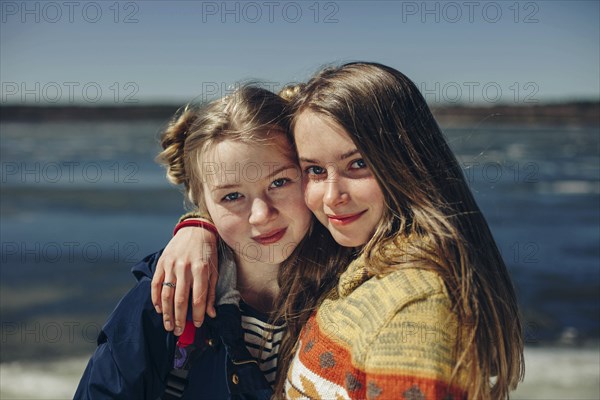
151, 222, 219, 335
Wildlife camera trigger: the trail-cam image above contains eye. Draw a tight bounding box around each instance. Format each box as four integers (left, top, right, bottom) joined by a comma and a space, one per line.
222, 192, 242, 202
270, 178, 291, 188
350, 159, 367, 169
305, 166, 326, 176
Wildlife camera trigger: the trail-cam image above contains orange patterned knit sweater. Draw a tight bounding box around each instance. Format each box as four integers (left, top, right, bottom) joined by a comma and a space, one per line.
285, 250, 469, 400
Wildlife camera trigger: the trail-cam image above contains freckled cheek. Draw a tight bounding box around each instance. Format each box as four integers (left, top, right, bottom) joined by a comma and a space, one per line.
213, 216, 248, 248
276, 189, 311, 227
357, 178, 385, 203
288, 201, 312, 238
362, 180, 386, 222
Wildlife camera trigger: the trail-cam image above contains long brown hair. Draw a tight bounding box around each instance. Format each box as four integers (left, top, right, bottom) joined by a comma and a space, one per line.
287, 62, 525, 399
156, 85, 352, 393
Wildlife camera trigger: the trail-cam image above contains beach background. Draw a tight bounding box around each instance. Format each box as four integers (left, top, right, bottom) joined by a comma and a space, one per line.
2, 106, 598, 399
1, 1, 599, 398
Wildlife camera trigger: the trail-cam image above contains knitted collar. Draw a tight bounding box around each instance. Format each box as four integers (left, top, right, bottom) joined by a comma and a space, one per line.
336, 234, 434, 298
337, 251, 371, 297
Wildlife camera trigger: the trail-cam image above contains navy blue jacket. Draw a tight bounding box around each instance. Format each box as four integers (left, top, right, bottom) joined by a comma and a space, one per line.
74, 250, 273, 400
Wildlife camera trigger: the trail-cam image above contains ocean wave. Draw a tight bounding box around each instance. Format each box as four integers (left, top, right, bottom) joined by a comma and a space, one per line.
1, 347, 598, 399
0, 357, 88, 399
536, 180, 600, 195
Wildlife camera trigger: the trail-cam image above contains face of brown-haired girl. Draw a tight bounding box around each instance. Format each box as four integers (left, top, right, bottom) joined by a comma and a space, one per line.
294, 111, 385, 248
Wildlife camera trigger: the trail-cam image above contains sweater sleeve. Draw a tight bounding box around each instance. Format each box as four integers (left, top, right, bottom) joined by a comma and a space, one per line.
74, 274, 175, 399
363, 292, 467, 399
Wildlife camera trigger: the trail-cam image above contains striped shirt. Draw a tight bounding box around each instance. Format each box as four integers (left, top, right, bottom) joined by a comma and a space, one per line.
239, 301, 285, 386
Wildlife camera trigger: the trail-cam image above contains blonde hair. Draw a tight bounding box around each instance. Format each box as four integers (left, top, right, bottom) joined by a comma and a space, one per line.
287, 62, 525, 399
157, 85, 292, 211
278, 83, 305, 102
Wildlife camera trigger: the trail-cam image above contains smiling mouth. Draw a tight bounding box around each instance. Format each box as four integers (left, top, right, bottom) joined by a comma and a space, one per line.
252, 228, 287, 245
327, 211, 367, 226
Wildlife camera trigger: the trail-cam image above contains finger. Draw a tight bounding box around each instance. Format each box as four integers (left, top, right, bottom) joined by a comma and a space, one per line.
191, 263, 208, 327
173, 266, 190, 337
151, 258, 166, 314
161, 271, 176, 332
206, 257, 218, 318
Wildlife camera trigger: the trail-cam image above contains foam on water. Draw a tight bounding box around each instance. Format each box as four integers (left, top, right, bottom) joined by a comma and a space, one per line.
536, 180, 600, 195
0, 357, 88, 399
0, 347, 598, 399
512, 347, 600, 399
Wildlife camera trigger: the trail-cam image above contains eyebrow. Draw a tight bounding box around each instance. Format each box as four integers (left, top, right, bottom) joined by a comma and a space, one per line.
211, 182, 240, 191
299, 149, 360, 164
210, 163, 298, 190
266, 163, 298, 179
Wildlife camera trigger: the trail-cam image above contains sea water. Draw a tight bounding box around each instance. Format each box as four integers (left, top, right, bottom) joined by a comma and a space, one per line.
1, 120, 598, 398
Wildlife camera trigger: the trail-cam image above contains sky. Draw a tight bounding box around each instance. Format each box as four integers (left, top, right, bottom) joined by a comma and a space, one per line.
1, 0, 599, 105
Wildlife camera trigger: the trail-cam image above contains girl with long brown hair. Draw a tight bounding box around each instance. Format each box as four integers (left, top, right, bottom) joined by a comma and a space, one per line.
154, 62, 524, 399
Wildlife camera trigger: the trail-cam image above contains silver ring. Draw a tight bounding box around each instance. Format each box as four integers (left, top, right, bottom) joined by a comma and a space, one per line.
163, 282, 176, 288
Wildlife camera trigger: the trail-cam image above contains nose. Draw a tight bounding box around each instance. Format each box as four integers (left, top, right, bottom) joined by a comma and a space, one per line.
248, 197, 278, 226
323, 175, 349, 208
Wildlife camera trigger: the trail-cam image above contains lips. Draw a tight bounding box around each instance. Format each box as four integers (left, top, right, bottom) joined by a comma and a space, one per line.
327, 210, 367, 226
252, 228, 287, 245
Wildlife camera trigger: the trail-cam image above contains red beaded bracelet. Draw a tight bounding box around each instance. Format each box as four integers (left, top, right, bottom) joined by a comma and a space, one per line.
173, 220, 219, 237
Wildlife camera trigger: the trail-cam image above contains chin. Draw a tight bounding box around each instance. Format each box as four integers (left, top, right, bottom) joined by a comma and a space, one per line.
331, 232, 367, 248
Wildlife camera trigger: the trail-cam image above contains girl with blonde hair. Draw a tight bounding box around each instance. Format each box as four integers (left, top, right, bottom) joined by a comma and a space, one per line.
76, 85, 349, 399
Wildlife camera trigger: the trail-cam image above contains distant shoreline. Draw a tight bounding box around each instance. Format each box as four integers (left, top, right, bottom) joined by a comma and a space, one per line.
1, 101, 598, 126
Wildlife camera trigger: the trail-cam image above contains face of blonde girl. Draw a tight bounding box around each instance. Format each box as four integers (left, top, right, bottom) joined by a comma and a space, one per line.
202, 133, 311, 266
294, 111, 385, 248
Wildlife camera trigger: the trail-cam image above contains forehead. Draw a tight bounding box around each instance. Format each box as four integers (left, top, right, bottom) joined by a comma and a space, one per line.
205, 133, 292, 163
293, 111, 356, 158
200, 134, 296, 186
